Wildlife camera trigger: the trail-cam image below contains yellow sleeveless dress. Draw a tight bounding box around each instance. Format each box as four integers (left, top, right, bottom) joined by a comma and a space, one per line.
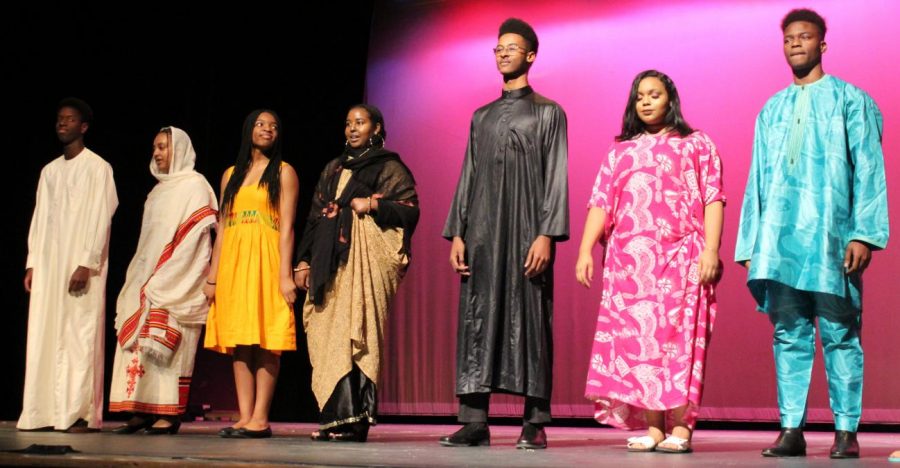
205, 165, 296, 354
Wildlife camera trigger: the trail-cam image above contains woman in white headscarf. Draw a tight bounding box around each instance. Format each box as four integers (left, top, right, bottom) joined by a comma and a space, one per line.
108, 127, 218, 435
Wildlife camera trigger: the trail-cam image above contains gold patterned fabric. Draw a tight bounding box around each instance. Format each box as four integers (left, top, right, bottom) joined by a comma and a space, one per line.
303, 168, 409, 410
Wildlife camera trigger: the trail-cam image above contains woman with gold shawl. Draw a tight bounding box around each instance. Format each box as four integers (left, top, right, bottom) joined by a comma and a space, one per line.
294, 104, 418, 442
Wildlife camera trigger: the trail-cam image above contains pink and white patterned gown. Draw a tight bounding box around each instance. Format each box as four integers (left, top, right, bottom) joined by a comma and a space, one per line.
584, 130, 724, 430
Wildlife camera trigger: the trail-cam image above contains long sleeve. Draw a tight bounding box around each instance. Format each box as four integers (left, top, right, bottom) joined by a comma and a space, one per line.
442, 119, 477, 240
374, 200, 418, 230
539, 105, 569, 241
846, 92, 889, 250
25, 169, 50, 269
734, 112, 766, 263
75, 162, 118, 271
372, 159, 419, 232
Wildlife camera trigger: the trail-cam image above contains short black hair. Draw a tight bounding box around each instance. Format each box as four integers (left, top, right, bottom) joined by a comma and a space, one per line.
499, 18, 538, 54
782, 8, 826, 39
57, 97, 94, 125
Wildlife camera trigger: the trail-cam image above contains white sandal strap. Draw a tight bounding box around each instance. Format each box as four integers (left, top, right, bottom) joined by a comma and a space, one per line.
659, 435, 690, 449
626, 435, 658, 448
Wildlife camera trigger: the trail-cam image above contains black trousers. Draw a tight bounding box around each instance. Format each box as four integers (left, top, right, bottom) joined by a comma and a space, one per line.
458, 393, 550, 424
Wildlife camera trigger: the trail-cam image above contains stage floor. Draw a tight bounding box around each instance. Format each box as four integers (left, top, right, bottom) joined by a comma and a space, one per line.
0, 421, 897, 467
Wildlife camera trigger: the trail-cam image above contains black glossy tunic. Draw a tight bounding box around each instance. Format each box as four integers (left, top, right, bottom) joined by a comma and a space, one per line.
443, 86, 569, 399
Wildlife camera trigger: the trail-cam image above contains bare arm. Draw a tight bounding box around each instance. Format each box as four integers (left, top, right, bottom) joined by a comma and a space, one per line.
278, 164, 300, 305
203, 170, 230, 304
575, 207, 607, 288
699, 201, 724, 284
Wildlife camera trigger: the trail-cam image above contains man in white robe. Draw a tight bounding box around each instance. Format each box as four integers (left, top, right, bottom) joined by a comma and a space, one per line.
19, 97, 118, 432
108, 126, 217, 435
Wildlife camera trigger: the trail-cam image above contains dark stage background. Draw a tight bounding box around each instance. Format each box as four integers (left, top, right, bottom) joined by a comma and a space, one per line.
4, 3, 375, 423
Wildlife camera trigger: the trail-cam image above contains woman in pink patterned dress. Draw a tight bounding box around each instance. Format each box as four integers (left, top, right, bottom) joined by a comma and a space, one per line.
576, 70, 725, 454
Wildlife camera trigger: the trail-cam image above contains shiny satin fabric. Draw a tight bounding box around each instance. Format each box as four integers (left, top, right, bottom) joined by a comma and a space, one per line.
319, 365, 377, 430
765, 281, 863, 431
443, 86, 569, 400
735, 75, 889, 310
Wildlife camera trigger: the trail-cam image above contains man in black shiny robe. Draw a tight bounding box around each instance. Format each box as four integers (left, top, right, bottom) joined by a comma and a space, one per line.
440, 18, 568, 450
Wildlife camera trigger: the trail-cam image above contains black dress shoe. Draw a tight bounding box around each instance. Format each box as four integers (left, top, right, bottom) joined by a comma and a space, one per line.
111, 423, 146, 434
144, 419, 181, 435
830, 431, 860, 459
218, 426, 237, 438
439, 423, 490, 447
64, 419, 100, 434
233, 426, 272, 439
761, 428, 806, 457
112, 416, 156, 434
516, 423, 547, 450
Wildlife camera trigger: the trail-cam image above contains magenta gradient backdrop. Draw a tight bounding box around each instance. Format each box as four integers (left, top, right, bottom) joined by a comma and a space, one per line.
365, 0, 898, 423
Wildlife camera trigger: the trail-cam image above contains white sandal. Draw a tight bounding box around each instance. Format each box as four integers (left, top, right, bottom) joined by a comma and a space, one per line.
656, 435, 692, 453
626, 435, 660, 452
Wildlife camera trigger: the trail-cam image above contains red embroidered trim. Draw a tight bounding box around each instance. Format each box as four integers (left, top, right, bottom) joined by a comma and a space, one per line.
118, 206, 216, 346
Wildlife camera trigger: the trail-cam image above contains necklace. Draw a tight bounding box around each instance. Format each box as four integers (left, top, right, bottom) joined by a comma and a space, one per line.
347, 147, 372, 161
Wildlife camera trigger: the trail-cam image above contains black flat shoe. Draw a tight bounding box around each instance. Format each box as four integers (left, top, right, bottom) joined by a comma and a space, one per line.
329, 431, 367, 442
761, 428, 806, 457
64, 419, 100, 434
233, 426, 272, 439
516, 423, 547, 450
112, 416, 156, 435
310, 429, 331, 441
439, 423, 490, 447
111, 423, 147, 434
144, 419, 181, 435
329, 423, 369, 443
830, 431, 860, 459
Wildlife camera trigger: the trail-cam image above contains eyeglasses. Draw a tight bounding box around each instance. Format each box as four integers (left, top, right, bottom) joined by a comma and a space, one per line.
492, 44, 528, 55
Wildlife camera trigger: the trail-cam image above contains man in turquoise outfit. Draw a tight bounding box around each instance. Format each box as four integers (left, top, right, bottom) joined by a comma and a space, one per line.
735, 8, 888, 459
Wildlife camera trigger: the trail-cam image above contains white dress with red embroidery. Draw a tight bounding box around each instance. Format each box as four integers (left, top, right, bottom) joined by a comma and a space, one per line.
109, 127, 217, 416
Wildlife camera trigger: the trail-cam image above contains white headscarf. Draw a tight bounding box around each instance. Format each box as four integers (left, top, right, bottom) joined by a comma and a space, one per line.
115, 126, 218, 362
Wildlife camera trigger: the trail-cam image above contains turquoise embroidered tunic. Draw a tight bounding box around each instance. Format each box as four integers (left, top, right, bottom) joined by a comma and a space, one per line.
735, 75, 889, 310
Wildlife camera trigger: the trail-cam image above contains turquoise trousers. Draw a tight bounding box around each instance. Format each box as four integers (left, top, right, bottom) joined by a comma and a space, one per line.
765, 281, 863, 432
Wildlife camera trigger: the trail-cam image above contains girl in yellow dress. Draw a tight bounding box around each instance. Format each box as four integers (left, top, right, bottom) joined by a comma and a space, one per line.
204, 109, 299, 438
